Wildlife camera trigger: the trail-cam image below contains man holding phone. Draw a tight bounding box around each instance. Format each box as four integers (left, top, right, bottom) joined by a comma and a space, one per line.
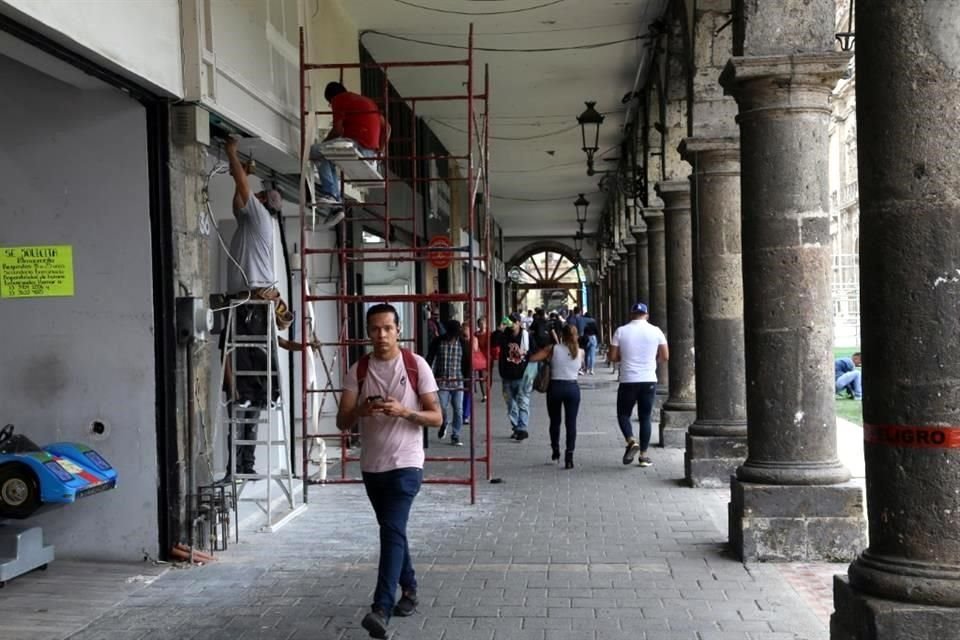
337, 303, 443, 639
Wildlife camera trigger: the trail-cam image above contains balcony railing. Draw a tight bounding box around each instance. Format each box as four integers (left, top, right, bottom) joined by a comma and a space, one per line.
831, 180, 859, 210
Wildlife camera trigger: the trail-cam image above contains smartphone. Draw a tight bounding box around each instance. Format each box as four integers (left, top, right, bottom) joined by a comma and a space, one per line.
366, 395, 384, 403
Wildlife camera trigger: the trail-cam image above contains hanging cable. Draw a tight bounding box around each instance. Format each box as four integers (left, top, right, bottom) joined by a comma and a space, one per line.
361, 29, 647, 52
388, 21, 644, 37
392, 0, 566, 15
429, 118, 580, 141
492, 191, 601, 203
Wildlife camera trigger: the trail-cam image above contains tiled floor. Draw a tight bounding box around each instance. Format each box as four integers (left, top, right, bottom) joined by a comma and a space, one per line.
5, 368, 848, 640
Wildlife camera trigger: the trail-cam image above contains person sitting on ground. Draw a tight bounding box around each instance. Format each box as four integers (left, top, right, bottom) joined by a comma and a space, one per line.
835, 352, 863, 400
309, 81, 390, 228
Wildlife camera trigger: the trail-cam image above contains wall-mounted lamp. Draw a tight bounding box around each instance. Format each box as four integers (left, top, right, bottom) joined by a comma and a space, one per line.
577, 101, 604, 176
574, 193, 590, 227
836, 0, 855, 52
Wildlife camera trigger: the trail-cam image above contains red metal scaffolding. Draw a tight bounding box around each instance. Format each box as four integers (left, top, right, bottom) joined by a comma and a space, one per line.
298, 25, 493, 504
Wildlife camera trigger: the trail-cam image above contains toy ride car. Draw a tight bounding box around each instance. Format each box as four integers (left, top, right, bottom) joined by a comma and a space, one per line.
0, 424, 118, 519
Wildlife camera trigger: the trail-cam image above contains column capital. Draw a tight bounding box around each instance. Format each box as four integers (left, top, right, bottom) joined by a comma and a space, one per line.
655, 180, 691, 210
631, 225, 648, 242
679, 134, 740, 165
720, 53, 851, 113
642, 207, 665, 232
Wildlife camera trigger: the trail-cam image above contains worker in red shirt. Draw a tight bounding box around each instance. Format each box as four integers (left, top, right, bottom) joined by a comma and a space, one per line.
310, 81, 390, 227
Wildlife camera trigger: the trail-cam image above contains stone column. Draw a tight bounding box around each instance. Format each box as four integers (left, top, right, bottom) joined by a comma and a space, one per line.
625, 239, 638, 310
644, 206, 668, 393
720, 1, 865, 562
656, 180, 697, 448
679, 136, 748, 487
606, 266, 618, 334
832, 3, 960, 637
633, 228, 650, 306
618, 251, 630, 325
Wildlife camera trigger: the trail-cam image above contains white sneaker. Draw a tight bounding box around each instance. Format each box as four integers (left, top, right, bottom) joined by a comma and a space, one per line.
321, 208, 345, 228
314, 194, 340, 207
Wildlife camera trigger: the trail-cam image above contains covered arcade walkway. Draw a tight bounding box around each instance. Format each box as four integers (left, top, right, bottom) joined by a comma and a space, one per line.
50, 374, 845, 640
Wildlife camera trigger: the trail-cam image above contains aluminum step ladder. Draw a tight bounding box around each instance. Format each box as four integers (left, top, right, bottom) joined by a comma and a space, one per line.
216, 299, 306, 534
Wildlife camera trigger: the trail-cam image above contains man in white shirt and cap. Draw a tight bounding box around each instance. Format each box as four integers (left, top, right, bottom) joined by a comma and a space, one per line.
609, 302, 669, 468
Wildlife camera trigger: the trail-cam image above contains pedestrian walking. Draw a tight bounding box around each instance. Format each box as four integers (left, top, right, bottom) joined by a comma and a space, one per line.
336, 304, 443, 639
609, 302, 669, 468
529, 323, 583, 469
498, 314, 533, 440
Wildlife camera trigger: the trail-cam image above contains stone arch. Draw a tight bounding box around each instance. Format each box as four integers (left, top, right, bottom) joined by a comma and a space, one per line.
506, 240, 587, 313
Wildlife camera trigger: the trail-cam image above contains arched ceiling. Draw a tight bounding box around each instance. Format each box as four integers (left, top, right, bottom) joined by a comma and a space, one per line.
339, 0, 669, 240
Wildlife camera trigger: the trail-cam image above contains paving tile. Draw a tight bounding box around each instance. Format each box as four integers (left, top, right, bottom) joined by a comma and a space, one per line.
13, 374, 837, 640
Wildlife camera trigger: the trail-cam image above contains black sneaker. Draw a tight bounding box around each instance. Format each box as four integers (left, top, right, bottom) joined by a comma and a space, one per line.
637, 455, 653, 468
450, 436, 463, 447
361, 607, 390, 639
622, 441, 640, 465
393, 590, 418, 617
515, 430, 529, 441
509, 431, 518, 440
438, 424, 447, 440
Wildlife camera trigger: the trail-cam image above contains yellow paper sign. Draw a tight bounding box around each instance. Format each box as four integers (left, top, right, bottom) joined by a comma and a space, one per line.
0, 245, 75, 298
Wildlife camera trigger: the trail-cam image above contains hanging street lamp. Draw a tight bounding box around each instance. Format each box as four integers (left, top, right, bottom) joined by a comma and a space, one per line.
577, 101, 604, 176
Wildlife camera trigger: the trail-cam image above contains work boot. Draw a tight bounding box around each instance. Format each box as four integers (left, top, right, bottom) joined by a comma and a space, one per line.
361, 606, 390, 639
393, 589, 418, 617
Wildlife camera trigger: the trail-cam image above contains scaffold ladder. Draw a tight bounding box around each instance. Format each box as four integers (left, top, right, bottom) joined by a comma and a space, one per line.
216, 299, 307, 533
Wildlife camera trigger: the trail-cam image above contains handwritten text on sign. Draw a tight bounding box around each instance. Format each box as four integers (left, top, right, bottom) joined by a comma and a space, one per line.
864, 423, 960, 449
0, 245, 75, 298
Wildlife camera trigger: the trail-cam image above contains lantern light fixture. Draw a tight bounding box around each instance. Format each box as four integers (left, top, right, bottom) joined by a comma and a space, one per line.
576, 101, 604, 174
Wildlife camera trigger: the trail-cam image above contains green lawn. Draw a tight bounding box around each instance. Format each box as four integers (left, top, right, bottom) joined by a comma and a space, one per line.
834, 347, 862, 426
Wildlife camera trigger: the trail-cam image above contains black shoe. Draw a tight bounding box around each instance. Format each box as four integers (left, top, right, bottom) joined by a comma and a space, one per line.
637, 455, 653, 468
393, 590, 418, 617
450, 436, 463, 447
509, 431, 518, 440
438, 424, 447, 440
622, 440, 640, 465
564, 451, 574, 470
361, 607, 390, 639
551, 447, 560, 463
515, 430, 529, 441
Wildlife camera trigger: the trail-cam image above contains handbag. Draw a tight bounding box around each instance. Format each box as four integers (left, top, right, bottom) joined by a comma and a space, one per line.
533, 359, 551, 393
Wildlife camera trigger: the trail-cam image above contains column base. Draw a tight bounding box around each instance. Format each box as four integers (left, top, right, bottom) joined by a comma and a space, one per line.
684, 432, 747, 487
658, 407, 696, 448
728, 477, 866, 562
831, 575, 960, 639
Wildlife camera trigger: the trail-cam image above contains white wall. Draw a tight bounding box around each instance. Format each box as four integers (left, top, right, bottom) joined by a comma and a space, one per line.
0, 55, 158, 560
0, 0, 183, 96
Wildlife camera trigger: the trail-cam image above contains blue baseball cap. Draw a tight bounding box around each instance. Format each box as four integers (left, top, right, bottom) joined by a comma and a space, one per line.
631, 302, 649, 314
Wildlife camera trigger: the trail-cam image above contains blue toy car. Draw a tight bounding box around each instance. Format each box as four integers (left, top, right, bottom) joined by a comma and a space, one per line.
0, 424, 118, 519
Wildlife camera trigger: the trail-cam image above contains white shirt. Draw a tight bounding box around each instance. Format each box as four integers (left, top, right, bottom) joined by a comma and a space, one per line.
550, 344, 583, 381
610, 319, 667, 383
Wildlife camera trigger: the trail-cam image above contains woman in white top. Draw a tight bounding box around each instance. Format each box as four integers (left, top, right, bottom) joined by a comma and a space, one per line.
529, 324, 584, 469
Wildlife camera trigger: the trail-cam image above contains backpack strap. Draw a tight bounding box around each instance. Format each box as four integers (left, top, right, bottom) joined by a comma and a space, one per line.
356, 350, 419, 396
356, 353, 371, 395
400, 348, 420, 396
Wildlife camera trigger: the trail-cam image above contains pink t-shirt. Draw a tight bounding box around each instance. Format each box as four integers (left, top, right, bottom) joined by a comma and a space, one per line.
343, 351, 439, 473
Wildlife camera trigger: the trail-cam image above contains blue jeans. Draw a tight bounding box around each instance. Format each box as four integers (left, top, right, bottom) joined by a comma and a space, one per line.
437, 388, 464, 438
314, 144, 376, 201
502, 378, 531, 433
585, 335, 598, 371
362, 467, 422, 617
547, 380, 580, 453
836, 370, 862, 399
617, 382, 657, 451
